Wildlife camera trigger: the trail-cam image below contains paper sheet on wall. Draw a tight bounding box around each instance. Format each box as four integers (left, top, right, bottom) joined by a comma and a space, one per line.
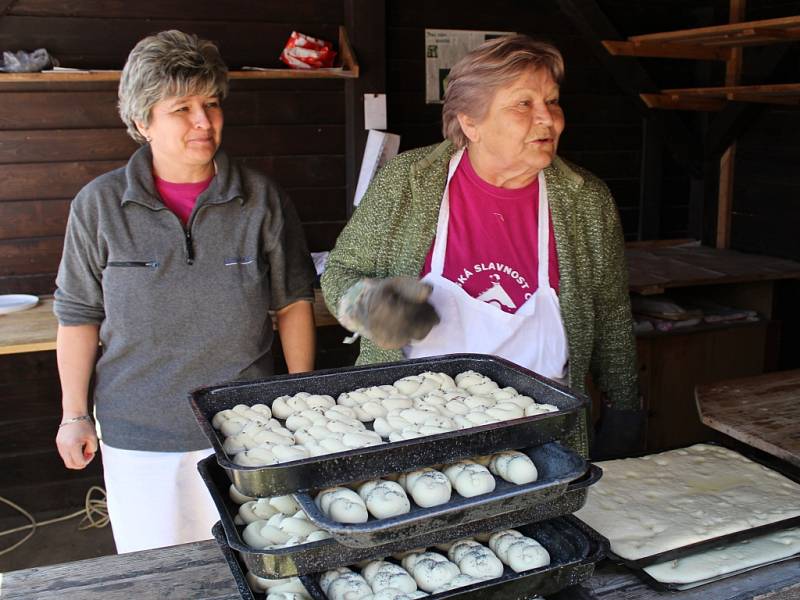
353, 129, 401, 207
425, 29, 515, 104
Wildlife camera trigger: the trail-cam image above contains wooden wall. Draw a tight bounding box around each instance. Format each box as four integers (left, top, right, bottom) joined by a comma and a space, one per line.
0, 0, 355, 513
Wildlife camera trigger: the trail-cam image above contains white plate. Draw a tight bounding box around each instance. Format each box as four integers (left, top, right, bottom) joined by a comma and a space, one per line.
0, 294, 39, 315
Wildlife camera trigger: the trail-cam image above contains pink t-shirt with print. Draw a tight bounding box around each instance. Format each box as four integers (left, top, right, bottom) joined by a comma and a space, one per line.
155, 175, 214, 225
421, 150, 559, 314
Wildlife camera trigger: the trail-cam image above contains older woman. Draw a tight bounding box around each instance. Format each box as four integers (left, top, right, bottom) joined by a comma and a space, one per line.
322, 35, 641, 458
54, 30, 316, 552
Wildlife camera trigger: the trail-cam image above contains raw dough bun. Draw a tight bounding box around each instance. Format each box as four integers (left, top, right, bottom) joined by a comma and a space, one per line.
358, 480, 411, 519
327, 571, 372, 600
229, 483, 255, 505
523, 403, 558, 416
306, 529, 332, 542
456, 546, 504, 578
361, 560, 417, 593
266, 593, 309, 600
489, 451, 538, 484
220, 416, 250, 437
246, 573, 298, 593
281, 516, 320, 538
317, 487, 369, 523
434, 573, 481, 592
447, 539, 484, 563
488, 530, 525, 560
409, 554, 461, 592
504, 538, 550, 572
239, 498, 279, 524
398, 468, 452, 507
267, 578, 310, 596
305, 394, 336, 412
242, 520, 291, 548
254, 430, 295, 446
443, 461, 496, 497
455, 371, 499, 395
320, 567, 354, 594
485, 403, 524, 421
272, 444, 311, 462
233, 447, 278, 467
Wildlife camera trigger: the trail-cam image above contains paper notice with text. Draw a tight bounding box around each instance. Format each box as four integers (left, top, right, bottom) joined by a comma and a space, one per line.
425, 29, 515, 104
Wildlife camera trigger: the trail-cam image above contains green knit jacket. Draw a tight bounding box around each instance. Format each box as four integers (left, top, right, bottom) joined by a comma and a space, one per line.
322, 141, 639, 453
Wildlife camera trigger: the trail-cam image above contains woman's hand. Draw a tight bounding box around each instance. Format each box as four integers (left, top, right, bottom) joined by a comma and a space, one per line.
56, 419, 98, 469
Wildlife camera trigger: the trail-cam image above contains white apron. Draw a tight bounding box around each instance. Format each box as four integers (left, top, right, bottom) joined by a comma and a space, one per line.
406, 150, 569, 381
100, 442, 218, 553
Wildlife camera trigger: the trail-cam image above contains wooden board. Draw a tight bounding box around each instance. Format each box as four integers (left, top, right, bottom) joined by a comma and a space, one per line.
696, 370, 800, 468
0, 292, 339, 355
626, 244, 800, 295
0, 296, 57, 354
2, 537, 799, 600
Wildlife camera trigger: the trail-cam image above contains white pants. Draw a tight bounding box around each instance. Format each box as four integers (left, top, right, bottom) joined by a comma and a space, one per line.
100, 442, 217, 553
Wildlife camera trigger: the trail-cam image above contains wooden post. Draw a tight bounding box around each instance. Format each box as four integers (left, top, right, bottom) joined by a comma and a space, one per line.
716, 0, 746, 248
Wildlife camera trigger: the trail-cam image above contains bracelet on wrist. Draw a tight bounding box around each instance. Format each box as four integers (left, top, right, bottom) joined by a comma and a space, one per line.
59, 415, 93, 428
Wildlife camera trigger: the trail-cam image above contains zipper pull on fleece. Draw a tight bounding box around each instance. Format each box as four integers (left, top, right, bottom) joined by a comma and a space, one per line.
184, 229, 195, 265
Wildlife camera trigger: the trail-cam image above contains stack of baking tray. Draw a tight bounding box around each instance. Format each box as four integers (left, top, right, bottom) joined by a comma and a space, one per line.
190, 353, 608, 599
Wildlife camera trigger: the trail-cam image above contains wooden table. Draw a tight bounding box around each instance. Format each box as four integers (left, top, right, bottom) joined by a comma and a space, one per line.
2, 539, 797, 600
0, 291, 340, 356
696, 369, 800, 468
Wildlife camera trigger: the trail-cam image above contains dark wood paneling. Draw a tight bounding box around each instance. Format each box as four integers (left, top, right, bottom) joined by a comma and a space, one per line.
0, 125, 344, 164
289, 188, 347, 222
0, 90, 344, 130
11, 0, 343, 23
0, 273, 57, 294
239, 155, 345, 188
301, 222, 346, 253
0, 236, 63, 276
0, 161, 125, 200
0, 199, 71, 239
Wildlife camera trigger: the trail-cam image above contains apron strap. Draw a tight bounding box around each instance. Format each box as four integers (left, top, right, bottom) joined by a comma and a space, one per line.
429, 148, 465, 275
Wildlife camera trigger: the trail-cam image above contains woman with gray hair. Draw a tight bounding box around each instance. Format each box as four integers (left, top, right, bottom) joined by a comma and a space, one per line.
54, 30, 316, 552
322, 34, 641, 460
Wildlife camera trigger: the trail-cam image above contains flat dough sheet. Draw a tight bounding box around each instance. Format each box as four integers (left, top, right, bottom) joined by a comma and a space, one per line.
643, 526, 800, 585
574, 444, 800, 561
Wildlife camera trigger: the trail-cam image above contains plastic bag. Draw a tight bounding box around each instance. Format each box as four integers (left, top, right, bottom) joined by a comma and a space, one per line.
0, 48, 58, 72
279, 31, 336, 70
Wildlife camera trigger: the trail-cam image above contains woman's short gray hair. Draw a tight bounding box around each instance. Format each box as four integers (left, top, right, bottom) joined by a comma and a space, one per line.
119, 30, 229, 144
442, 35, 564, 148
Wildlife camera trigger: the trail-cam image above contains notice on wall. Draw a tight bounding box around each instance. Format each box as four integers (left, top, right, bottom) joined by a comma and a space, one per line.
425, 29, 516, 104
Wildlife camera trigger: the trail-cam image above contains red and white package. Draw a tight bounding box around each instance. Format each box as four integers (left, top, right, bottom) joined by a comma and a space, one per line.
279, 31, 337, 69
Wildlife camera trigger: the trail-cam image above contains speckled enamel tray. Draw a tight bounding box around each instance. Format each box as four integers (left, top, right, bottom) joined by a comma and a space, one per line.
293, 442, 586, 548
213, 517, 609, 600
299, 517, 609, 600
200, 454, 602, 578
190, 353, 588, 497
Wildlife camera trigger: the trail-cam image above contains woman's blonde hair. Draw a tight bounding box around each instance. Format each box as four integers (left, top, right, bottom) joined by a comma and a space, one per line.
441, 35, 564, 148
118, 30, 229, 144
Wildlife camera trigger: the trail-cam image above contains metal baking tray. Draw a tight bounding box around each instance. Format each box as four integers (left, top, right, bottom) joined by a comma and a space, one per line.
298, 516, 608, 600
200, 454, 602, 579
631, 549, 800, 592
190, 353, 588, 497
293, 442, 586, 548
599, 444, 800, 570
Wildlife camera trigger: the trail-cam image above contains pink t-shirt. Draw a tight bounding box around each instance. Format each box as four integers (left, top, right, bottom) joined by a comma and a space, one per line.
421, 151, 560, 314
155, 175, 214, 225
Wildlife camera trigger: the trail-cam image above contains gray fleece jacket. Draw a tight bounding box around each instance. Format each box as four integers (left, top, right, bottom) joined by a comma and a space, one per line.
54, 145, 315, 451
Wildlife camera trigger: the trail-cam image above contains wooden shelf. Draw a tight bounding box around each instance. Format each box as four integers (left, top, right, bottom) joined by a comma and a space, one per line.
0, 26, 358, 83
641, 82, 800, 110
603, 13, 800, 111
603, 15, 800, 61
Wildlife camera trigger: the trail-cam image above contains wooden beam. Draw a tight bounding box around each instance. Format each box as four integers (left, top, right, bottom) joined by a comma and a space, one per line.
628, 14, 800, 45
602, 40, 730, 61
640, 93, 726, 111
716, 0, 745, 250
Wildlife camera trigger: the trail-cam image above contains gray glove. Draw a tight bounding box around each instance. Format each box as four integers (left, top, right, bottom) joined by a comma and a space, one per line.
338, 277, 440, 349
